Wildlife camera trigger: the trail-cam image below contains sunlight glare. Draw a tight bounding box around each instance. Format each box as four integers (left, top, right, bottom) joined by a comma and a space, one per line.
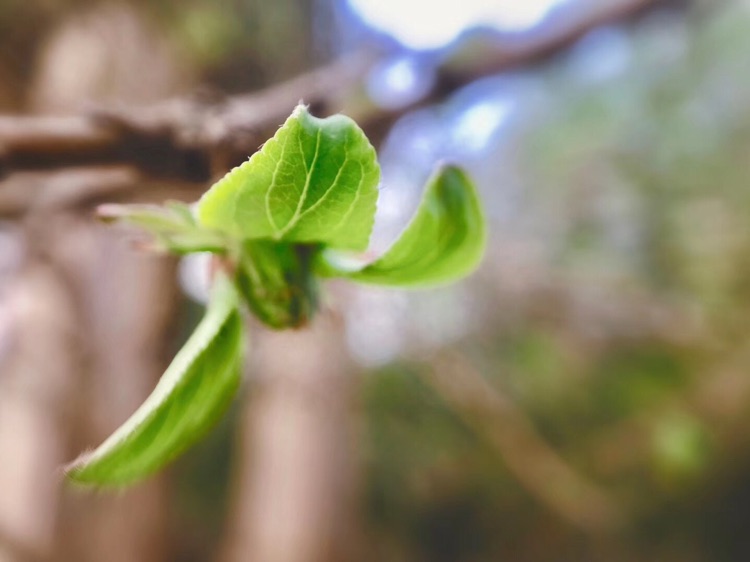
366, 56, 435, 109
452, 99, 513, 152
348, 0, 565, 49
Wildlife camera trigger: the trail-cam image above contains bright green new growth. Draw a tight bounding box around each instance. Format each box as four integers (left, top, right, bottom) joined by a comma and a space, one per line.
197, 105, 380, 251
321, 165, 486, 287
68, 104, 486, 487
66, 272, 244, 486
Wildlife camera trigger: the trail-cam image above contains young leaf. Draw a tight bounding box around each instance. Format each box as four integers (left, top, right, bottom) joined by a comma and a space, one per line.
97, 201, 227, 254
196, 104, 380, 251
319, 165, 486, 287
66, 271, 245, 486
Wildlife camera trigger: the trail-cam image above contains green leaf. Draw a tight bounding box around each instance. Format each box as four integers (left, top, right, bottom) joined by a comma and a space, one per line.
66, 271, 245, 487
319, 165, 486, 287
97, 201, 227, 254
196, 104, 380, 251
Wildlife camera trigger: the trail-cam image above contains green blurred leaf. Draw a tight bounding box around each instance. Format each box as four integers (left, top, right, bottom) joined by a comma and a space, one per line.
320, 165, 486, 287
66, 271, 245, 487
197, 104, 380, 251
651, 412, 711, 481
97, 201, 227, 254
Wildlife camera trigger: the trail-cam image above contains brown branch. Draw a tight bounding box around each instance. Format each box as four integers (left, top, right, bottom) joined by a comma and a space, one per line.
0, 53, 373, 185
0, 0, 664, 195
359, 0, 668, 141
437, 0, 671, 83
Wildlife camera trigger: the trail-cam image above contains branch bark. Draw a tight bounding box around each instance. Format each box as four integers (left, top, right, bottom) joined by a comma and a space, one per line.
0, 0, 664, 195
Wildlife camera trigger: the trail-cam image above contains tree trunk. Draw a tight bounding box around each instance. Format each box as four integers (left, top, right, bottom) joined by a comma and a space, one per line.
221, 313, 361, 562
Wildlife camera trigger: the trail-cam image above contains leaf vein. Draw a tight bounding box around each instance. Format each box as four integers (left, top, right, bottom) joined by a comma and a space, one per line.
295, 141, 351, 224
279, 127, 322, 235
264, 142, 287, 233
328, 159, 367, 238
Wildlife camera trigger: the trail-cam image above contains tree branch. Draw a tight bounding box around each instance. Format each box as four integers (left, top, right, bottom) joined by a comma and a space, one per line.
0, 53, 372, 185
0, 0, 664, 201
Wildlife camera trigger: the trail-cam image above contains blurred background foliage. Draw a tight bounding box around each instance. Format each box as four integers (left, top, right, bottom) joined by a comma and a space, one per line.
2, 0, 750, 561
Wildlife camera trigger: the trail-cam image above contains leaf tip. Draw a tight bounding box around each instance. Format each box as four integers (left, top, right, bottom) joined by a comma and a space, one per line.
292, 102, 310, 119
62, 449, 97, 486
432, 160, 469, 181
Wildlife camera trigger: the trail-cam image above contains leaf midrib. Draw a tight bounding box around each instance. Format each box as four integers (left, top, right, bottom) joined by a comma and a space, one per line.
277, 127, 323, 236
